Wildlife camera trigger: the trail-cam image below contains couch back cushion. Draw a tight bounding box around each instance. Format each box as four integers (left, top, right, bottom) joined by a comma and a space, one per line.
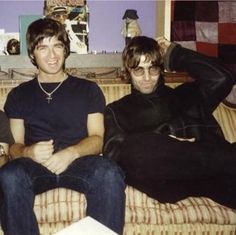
0, 79, 236, 143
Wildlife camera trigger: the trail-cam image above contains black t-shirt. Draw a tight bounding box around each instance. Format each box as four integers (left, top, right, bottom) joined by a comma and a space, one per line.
4, 76, 105, 152
0, 110, 14, 145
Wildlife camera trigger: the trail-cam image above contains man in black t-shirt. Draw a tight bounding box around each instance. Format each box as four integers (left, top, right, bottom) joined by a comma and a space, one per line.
1, 18, 125, 235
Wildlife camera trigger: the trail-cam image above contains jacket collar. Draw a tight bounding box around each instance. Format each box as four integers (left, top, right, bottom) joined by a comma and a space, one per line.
131, 83, 166, 98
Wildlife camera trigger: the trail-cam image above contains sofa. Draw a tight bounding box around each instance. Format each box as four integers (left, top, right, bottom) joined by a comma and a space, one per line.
0, 76, 236, 235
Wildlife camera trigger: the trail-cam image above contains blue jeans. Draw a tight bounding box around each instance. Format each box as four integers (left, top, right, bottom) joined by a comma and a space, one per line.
0, 156, 126, 235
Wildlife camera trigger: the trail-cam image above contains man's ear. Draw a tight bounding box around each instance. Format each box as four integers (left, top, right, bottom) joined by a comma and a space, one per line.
29, 54, 34, 60
29, 54, 36, 63
29, 54, 37, 66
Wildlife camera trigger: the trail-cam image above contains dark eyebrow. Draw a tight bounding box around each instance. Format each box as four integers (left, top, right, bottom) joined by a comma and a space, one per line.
35, 45, 47, 50
35, 42, 64, 50
54, 42, 64, 47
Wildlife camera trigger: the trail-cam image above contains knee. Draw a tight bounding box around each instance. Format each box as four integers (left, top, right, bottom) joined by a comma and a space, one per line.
0, 160, 29, 191
94, 158, 125, 187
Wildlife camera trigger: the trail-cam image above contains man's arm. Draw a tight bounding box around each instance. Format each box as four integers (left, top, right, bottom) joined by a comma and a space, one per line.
9, 118, 25, 158
0, 111, 14, 148
0, 143, 9, 155
0, 142, 10, 167
67, 112, 104, 158
42, 112, 104, 174
9, 118, 54, 162
158, 37, 235, 111
0, 111, 13, 165
103, 106, 125, 162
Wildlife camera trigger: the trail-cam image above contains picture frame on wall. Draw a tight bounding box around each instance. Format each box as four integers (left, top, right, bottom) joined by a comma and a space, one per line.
19, 15, 42, 55
44, 0, 89, 54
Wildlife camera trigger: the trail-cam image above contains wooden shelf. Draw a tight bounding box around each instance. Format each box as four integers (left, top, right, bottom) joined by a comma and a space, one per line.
0, 53, 123, 72
0, 53, 192, 83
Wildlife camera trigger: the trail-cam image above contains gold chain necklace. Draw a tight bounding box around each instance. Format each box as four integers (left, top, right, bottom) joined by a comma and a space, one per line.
37, 74, 66, 104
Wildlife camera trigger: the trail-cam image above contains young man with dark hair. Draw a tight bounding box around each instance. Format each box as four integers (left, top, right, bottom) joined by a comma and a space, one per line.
103, 36, 236, 209
0, 18, 125, 235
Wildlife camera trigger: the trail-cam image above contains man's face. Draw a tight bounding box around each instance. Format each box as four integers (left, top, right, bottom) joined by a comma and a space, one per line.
32, 36, 65, 76
130, 55, 160, 94
51, 11, 68, 24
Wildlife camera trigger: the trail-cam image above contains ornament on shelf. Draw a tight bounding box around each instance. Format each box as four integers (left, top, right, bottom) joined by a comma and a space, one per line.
121, 9, 141, 45
7, 39, 20, 55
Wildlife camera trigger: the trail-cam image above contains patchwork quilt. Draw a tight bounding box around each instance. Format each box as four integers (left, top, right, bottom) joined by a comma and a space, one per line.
171, 0, 236, 108
171, 1, 236, 76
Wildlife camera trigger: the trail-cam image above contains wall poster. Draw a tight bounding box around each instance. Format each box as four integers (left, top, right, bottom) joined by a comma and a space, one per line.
44, 0, 89, 54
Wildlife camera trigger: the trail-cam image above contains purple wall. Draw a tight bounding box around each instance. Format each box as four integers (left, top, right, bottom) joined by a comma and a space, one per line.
0, 0, 156, 52
0, 1, 44, 32
88, 1, 156, 52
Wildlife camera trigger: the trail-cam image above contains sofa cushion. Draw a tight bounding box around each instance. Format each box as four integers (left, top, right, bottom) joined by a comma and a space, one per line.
1, 79, 236, 235
33, 187, 236, 227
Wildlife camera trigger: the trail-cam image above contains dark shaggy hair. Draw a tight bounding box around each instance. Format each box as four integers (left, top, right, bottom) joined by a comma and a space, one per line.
26, 18, 70, 66
122, 36, 164, 82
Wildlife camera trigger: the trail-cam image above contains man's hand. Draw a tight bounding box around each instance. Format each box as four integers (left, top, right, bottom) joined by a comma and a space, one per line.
25, 140, 54, 164
42, 148, 77, 175
169, 134, 196, 142
156, 37, 171, 57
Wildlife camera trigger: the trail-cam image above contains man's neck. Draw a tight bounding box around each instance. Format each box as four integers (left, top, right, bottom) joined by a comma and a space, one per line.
38, 72, 66, 83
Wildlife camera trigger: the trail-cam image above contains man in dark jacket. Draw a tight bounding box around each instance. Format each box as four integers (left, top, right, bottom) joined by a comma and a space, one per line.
103, 36, 236, 208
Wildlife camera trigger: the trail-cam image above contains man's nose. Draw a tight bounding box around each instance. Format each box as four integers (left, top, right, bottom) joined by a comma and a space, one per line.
144, 69, 151, 81
48, 48, 56, 58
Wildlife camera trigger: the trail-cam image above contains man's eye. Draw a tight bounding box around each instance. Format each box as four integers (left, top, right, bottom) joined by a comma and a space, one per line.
149, 66, 160, 75
134, 67, 144, 74
55, 44, 64, 49
37, 46, 46, 51
150, 66, 158, 71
